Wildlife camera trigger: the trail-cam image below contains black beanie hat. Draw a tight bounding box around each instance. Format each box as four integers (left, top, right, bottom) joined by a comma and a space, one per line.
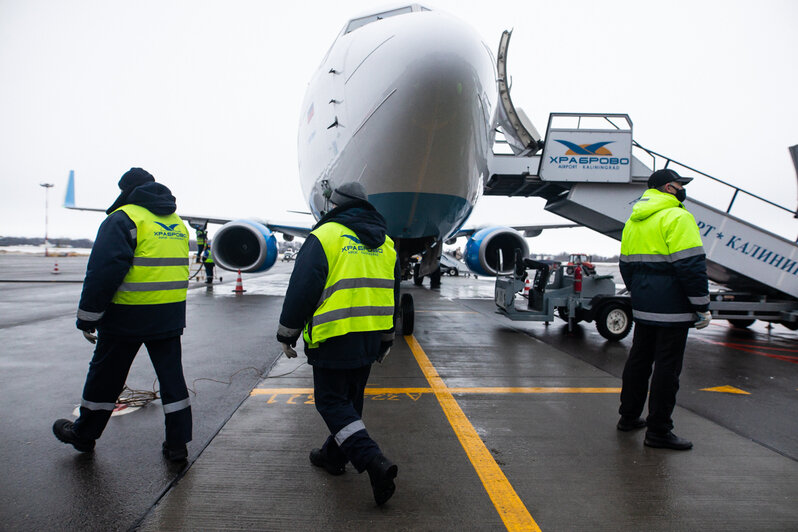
106, 168, 156, 214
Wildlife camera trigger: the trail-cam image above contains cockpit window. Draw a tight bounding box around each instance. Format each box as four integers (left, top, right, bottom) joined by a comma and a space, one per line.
345, 5, 426, 34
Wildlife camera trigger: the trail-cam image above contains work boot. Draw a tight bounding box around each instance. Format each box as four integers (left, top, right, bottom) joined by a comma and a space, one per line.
162, 441, 188, 462
617, 416, 647, 432
644, 430, 693, 450
366, 454, 398, 506
309, 448, 345, 476
52, 419, 95, 453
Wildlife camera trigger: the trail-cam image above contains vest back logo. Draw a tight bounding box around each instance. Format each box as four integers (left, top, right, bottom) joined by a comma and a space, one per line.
152, 221, 186, 239
155, 222, 180, 231
340, 234, 382, 255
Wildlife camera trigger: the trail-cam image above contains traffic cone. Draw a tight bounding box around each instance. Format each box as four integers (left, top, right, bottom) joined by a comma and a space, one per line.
52, 261, 60, 275
523, 277, 531, 296
232, 269, 246, 293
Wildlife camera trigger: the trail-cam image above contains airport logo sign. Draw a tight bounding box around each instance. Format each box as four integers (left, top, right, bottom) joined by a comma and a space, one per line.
550, 140, 630, 169
540, 130, 632, 183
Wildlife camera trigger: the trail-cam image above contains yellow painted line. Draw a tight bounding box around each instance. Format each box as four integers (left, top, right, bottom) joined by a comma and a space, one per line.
405, 335, 540, 532
251, 386, 621, 396
448, 387, 621, 394
251, 388, 314, 395
701, 385, 750, 395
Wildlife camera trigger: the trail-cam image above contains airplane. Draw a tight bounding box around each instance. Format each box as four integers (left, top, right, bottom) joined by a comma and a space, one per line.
65, 4, 577, 332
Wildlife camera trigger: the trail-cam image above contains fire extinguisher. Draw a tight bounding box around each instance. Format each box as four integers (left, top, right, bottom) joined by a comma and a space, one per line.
573, 264, 583, 293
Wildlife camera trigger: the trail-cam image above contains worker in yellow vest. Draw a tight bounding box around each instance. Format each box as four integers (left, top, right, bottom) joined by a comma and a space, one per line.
617, 169, 710, 450
202, 241, 215, 284
53, 168, 193, 462
276, 182, 400, 506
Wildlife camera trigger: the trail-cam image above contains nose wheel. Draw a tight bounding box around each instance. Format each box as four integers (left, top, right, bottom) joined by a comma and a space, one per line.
400, 293, 414, 335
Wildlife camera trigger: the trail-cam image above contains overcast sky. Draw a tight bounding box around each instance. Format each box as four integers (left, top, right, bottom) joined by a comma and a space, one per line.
1, 0, 796, 256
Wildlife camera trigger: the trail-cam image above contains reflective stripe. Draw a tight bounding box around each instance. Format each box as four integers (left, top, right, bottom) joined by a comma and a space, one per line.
132, 257, 190, 266
319, 278, 395, 304
277, 324, 301, 338
117, 280, 189, 292
312, 306, 394, 327
633, 310, 696, 322
620, 246, 705, 264
163, 397, 191, 414
77, 308, 104, 321
688, 295, 710, 305
81, 398, 116, 411
334, 419, 366, 446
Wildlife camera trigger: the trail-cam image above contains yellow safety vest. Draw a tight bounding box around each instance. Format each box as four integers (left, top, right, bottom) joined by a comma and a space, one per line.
111, 204, 190, 305
303, 222, 396, 347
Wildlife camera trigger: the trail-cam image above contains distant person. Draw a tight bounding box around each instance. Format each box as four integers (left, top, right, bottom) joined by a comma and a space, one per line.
53, 168, 193, 462
194, 225, 208, 263
617, 169, 710, 450
203, 241, 215, 284
276, 182, 401, 506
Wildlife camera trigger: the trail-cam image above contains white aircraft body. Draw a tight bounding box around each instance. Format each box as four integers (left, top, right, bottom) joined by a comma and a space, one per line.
66, 4, 570, 287
209, 4, 565, 281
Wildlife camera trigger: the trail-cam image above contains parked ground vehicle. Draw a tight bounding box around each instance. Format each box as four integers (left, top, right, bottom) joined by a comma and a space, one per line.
494, 252, 633, 341
439, 253, 463, 276
281, 251, 296, 262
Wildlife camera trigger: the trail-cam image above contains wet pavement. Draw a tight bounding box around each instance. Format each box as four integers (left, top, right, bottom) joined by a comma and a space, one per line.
1, 255, 797, 530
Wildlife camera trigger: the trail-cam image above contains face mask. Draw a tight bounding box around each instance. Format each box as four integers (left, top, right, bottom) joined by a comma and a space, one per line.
674, 188, 686, 203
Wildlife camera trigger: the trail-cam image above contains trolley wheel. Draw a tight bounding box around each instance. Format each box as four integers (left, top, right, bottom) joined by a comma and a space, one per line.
728, 318, 755, 329
596, 303, 632, 341
400, 293, 414, 335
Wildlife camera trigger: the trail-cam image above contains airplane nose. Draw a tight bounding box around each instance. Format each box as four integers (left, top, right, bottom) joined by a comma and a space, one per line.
343, 12, 496, 239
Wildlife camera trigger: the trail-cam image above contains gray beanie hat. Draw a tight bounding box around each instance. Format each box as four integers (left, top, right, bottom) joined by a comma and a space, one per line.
330, 182, 368, 206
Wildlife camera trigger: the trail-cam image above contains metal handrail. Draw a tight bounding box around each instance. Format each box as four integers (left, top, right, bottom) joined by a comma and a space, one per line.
632, 140, 795, 216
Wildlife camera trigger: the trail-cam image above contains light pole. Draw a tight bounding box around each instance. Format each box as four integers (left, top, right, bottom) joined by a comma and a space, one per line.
40, 183, 54, 257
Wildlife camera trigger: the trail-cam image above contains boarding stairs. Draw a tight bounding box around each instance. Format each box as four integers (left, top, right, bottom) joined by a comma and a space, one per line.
485, 112, 798, 332
488, 31, 798, 315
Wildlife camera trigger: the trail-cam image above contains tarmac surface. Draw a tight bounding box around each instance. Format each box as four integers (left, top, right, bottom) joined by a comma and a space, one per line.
1, 254, 797, 531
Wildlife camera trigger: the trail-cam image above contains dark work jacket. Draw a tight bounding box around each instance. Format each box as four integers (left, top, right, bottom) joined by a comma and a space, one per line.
277, 201, 400, 369
76, 183, 186, 340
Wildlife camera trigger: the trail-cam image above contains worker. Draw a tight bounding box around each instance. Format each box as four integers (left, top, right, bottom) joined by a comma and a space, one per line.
617, 168, 710, 450
52, 168, 193, 462
195, 225, 208, 263
276, 182, 400, 506
203, 241, 214, 284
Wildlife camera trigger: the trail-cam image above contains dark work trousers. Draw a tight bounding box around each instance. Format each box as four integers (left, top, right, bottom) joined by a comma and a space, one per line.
619, 323, 689, 434
72, 335, 192, 445
204, 262, 214, 283
313, 365, 381, 472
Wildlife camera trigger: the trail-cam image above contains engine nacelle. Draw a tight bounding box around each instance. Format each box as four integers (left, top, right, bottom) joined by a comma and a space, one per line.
464, 226, 529, 276
212, 220, 278, 273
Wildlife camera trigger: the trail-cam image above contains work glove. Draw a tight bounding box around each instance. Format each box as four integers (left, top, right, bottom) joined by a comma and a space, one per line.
377, 341, 392, 363
82, 329, 97, 344
280, 342, 298, 358
694, 311, 712, 330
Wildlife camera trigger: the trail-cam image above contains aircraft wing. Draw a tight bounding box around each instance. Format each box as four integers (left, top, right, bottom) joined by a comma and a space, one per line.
63, 170, 314, 239
451, 223, 580, 239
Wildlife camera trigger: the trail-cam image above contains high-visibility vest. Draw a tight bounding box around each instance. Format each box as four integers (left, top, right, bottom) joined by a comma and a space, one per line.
111, 204, 190, 305
303, 221, 396, 348
204, 248, 214, 264
196, 230, 207, 245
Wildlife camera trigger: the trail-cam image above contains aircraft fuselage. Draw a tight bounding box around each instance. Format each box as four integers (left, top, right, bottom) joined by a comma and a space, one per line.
297, 6, 497, 259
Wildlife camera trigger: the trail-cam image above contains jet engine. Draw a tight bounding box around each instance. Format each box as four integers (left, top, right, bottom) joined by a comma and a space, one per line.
464, 226, 529, 276
211, 220, 278, 273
